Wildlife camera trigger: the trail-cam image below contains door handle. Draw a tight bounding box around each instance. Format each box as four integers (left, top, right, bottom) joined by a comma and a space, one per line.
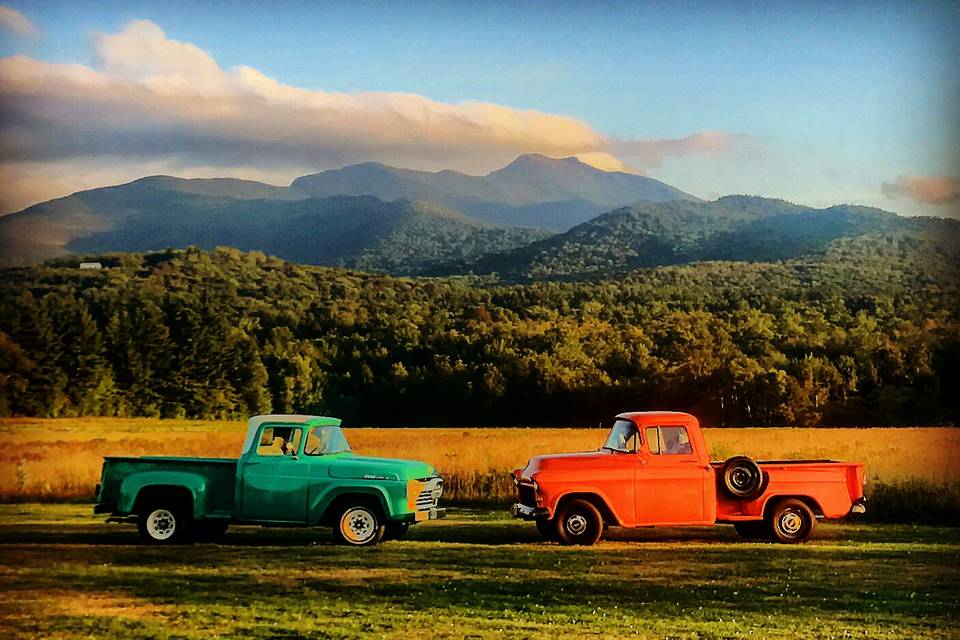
246, 461, 261, 466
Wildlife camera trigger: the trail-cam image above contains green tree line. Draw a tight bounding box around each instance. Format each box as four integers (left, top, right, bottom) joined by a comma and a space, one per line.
0, 241, 957, 426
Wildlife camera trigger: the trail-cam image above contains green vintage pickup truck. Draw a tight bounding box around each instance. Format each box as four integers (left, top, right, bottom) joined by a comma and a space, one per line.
94, 414, 445, 545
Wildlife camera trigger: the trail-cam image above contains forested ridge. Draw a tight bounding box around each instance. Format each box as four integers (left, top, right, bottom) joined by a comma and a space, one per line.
0, 237, 957, 426
448, 197, 960, 279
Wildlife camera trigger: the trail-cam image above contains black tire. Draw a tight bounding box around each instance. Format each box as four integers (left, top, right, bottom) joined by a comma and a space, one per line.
554, 499, 604, 546
721, 456, 766, 500
384, 522, 409, 541
193, 520, 229, 542
137, 502, 192, 544
535, 518, 556, 540
332, 502, 386, 546
768, 498, 816, 544
733, 521, 770, 540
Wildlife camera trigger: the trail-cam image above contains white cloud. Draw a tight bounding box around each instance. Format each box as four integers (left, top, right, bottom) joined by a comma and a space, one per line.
0, 19, 745, 211
0, 6, 37, 38
613, 131, 750, 169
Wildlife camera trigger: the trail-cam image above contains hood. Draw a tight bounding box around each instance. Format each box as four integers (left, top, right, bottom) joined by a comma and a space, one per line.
522, 450, 615, 478
327, 454, 435, 481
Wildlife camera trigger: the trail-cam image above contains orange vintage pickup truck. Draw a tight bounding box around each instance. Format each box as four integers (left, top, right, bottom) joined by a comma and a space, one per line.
511, 411, 866, 545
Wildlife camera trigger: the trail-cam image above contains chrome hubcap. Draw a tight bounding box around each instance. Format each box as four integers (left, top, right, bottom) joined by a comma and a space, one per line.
565, 514, 588, 536
146, 509, 176, 540
780, 511, 803, 535
341, 507, 377, 543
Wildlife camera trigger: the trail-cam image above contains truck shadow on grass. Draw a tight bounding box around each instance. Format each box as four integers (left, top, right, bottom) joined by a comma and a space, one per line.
0, 517, 955, 548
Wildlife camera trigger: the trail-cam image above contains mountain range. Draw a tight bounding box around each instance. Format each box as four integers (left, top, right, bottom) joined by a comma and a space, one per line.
0, 154, 694, 269
1, 154, 955, 278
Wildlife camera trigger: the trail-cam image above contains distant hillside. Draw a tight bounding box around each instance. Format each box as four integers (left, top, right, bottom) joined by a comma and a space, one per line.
0, 185, 549, 274
451, 196, 960, 279
0, 154, 698, 264
291, 153, 697, 229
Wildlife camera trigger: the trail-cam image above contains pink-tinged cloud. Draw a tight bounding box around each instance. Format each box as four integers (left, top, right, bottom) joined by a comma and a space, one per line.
882, 175, 959, 206
0, 6, 37, 37
0, 19, 746, 211
613, 131, 749, 169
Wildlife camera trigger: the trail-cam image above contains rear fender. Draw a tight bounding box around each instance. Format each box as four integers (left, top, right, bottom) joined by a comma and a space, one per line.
760, 494, 824, 519
118, 471, 208, 519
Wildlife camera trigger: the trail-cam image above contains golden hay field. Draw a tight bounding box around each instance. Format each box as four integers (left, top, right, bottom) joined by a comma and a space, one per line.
0, 417, 957, 503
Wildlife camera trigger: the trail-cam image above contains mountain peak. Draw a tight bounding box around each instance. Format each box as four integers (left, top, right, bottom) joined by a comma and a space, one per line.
498, 153, 585, 172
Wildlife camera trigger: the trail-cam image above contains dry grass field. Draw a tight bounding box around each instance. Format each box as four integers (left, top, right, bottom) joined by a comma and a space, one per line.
1, 418, 957, 519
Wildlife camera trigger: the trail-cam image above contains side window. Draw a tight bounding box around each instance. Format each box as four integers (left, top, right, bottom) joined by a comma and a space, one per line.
645, 426, 693, 455
304, 427, 351, 456
645, 427, 661, 454
256, 426, 303, 457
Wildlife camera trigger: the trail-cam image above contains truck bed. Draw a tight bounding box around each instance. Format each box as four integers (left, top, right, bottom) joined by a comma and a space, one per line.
714, 459, 865, 522
96, 456, 238, 517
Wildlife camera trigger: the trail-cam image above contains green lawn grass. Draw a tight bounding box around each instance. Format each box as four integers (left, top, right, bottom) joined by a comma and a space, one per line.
0, 505, 957, 639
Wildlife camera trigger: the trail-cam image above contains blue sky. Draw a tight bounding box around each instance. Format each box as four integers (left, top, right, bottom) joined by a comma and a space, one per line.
1, 0, 957, 215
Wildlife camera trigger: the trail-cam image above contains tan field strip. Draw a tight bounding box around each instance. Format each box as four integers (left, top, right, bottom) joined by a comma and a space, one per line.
0, 418, 957, 501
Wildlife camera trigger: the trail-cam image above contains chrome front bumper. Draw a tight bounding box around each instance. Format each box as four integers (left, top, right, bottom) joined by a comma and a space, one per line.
413, 507, 446, 522
510, 503, 550, 520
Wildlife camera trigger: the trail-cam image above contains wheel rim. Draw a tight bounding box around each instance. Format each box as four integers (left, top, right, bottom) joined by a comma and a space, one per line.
340, 507, 377, 544
730, 467, 756, 491
146, 509, 176, 540
779, 510, 803, 535
565, 513, 588, 536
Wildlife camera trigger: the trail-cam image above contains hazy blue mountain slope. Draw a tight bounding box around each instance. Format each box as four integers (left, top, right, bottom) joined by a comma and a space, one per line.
291, 154, 698, 229
0, 154, 694, 263
448, 197, 959, 280
2, 187, 550, 275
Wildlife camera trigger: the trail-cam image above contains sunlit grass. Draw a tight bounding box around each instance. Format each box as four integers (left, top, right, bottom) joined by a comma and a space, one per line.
0, 504, 957, 639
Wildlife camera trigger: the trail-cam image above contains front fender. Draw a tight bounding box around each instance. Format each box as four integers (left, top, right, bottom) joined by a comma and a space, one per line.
117, 471, 208, 519
545, 487, 629, 525
310, 483, 399, 525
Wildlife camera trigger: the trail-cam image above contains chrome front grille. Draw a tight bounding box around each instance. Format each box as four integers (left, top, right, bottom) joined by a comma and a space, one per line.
416, 477, 443, 510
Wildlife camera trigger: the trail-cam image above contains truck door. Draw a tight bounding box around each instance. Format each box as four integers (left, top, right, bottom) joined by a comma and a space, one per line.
634, 425, 710, 525
239, 425, 310, 522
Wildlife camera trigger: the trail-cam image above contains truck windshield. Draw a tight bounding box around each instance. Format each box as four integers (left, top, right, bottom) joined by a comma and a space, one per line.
603, 419, 639, 452
305, 426, 352, 456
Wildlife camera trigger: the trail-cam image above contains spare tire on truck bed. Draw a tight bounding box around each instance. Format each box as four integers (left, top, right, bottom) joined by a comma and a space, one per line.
720, 456, 766, 500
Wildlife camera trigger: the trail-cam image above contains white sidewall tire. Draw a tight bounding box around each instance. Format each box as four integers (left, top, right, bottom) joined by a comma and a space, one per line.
146, 508, 177, 541
138, 504, 190, 544
338, 506, 382, 546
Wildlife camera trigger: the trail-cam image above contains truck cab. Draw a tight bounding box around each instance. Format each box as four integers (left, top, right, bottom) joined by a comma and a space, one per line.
511, 411, 865, 545
95, 414, 445, 545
